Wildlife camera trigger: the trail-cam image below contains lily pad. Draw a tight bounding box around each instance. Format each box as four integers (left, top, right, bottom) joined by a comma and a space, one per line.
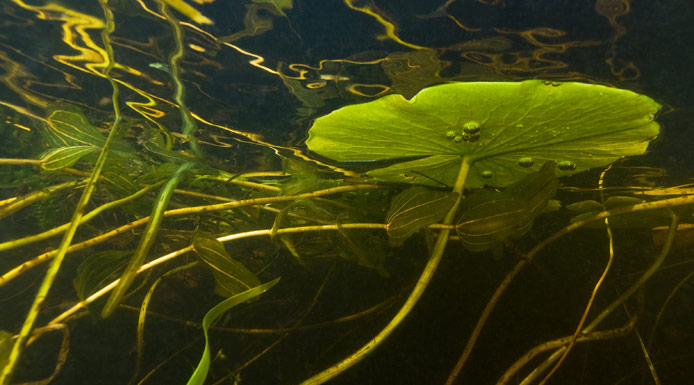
306, 80, 660, 188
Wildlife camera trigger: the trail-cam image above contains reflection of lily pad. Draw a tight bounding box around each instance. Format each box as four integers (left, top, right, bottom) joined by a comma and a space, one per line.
306, 80, 660, 188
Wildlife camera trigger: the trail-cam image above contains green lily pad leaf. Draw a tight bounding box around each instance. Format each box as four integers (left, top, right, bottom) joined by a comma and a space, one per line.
386, 187, 458, 245
306, 80, 660, 188
193, 233, 261, 297
40, 145, 99, 171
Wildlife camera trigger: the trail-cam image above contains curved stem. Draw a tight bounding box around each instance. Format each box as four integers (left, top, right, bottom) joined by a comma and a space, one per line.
446, 194, 693, 385
49, 223, 388, 325
0, 2, 122, 382
299, 157, 472, 385
519, 212, 679, 385
0, 184, 380, 287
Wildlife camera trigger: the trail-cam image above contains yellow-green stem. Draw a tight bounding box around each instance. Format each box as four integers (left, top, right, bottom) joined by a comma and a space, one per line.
299, 157, 472, 385
0, 2, 121, 383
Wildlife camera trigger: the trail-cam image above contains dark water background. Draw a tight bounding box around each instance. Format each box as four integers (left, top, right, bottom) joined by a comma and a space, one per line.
0, 1, 693, 384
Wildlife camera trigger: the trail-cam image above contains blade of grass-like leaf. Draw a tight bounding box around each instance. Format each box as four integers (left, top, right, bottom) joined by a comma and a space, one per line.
101, 162, 194, 318
186, 278, 279, 385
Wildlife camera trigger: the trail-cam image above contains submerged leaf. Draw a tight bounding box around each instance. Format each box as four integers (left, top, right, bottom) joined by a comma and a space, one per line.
456, 161, 557, 251
307, 80, 660, 188
186, 278, 279, 385
386, 187, 458, 245
73, 250, 132, 313
41, 108, 134, 156
456, 193, 530, 252
40, 146, 99, 171
193, 233, 260, 297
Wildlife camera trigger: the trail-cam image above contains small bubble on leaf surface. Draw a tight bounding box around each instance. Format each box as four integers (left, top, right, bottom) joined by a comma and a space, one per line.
518, 157, 534, 167
557, 161, 577, 170
463, 121, 481, 134
464, 133, 480, 142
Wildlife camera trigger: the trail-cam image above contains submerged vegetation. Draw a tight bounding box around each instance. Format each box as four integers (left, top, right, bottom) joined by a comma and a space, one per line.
1, 1, 693, 384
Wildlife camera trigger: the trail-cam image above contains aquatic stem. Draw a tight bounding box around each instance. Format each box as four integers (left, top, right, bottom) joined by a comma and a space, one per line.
48, 222, 388, 325
0, 158, 42, 166
517, 212, 679, 385
298, 157, 472, 385
0, 182, 162, 252
446, 197, 691, 384
158, 0, 202, 157
0, 180, 82, 220
0, 184, 381, 287
101, 162, 194, 318
0, 2, 122, 382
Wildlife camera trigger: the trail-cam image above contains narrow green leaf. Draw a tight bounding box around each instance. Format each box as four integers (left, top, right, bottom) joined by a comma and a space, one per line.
186, 278, 279, 385
40, 146, 99, 171
101, 162, 194, 318
386, 187, 458, 245
193, 233, 261, 297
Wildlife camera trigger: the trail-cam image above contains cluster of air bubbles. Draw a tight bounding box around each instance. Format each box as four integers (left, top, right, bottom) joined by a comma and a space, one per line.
445, 121, 482, 143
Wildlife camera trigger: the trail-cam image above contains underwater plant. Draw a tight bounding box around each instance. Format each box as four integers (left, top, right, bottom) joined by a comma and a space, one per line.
0, 2, 692, 385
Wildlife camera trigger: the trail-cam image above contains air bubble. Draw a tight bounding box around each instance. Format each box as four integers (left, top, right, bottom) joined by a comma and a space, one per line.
454, 135, 463, 143
446, 130, 456, 140
515, 123, 524, 129
463, 121, 481, 134
481, 170, 493, 178
464, 133, 480, 142
557, 161, 577, 171
518, 157, 534, 168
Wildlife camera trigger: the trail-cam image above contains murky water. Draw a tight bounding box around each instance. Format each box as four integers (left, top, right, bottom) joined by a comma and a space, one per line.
0, 1, 692, 384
